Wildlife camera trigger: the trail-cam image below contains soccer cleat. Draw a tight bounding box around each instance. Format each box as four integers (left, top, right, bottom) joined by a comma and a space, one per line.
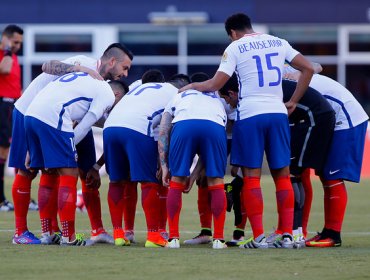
305, 232, 322, 244
28, 199, 39, 211
113, 229, 130, 246
124, 230, 136, 244
239, 236, 268, 249
306, 237, 341, 248
90, 230, 114, 245
40, 232, 61, 245
226, 236, 246, 247
166, 238, 180, 249
183, 230, 212, 245
0, 200, 14, 211
60, 233, 87, 246
273, 233, 295, 249
293, 234, 306, 249
213, 239, 227, 249
12, 231, 41, 245
266, 230, 282, 248
145, 237, 168, 248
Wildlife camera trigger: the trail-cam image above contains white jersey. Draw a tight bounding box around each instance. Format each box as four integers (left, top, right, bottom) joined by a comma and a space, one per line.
104, 82, 178, 136
164, 89, 227, 127
309, 74, 368, 130
25, 73, 114, 133
15, 55, 99, 114
217, 33, 299, 120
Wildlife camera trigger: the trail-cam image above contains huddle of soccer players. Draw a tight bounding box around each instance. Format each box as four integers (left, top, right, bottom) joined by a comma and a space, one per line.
9, 12, 368, 249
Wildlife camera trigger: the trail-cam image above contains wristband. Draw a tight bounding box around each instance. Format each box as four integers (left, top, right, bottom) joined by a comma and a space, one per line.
92, 163, 102, 171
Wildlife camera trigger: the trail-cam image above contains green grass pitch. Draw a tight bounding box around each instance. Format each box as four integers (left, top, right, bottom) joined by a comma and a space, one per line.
1, 175, 370, 280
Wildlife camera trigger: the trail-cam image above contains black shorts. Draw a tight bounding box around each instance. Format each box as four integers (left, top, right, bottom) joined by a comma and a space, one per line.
290, 112, 336, 176
0, 98, 15, 147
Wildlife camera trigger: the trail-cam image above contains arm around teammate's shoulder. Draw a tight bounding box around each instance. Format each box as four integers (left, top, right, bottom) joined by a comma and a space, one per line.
178, 71, 230, 93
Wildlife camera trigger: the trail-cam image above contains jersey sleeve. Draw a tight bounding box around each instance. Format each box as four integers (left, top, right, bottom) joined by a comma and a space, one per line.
282, 39, 300, 63
163, 95, 177, 116
62, 55, 97, 71
88, 82, 115, 119
217, 44, 237, 77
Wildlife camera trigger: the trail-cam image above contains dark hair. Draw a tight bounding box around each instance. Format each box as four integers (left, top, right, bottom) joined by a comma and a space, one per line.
3, 24, 23, 36
168, 73, 191, 89
142, 69, 165, 84
225, 13, 252, 36
190, 72, 209, 83
109, 79, 129, 94
219, 73, 239, 96
103, 43, 134, 61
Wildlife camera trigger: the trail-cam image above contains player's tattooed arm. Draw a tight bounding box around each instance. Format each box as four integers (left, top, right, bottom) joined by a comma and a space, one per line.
158, 112, 173, 186
158, 112, 172, 167
42, 60, 103, 80
42, 60, 78, 75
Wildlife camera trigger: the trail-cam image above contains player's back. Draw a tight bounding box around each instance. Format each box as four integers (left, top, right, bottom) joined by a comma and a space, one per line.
310, 74, 368, 129
282, 79, 334, 122
168, 90, 226, 127
26, 72, 113, 132
15, 55, 98, 115
104, 82, 177, 136
221, 33, 299, 119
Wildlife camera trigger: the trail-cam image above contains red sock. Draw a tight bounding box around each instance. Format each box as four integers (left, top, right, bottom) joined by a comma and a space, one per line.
81, 179, 104, 233
141, 182, 160, 239
208, 184, 226, 240
236, 194, 247, 230
322, 180, 347, 232
158, 184, 168, 232
58, 175, 78, 239
243, 177, 264, 239
39, 174, 59, 234
12, 174, 32, 236
123, 181, 138, 232
198, 186, 212, 229
167, 181, 184, 239
274, 176, 294, 235
107, 181, 125, 229
301, 169, 312, 237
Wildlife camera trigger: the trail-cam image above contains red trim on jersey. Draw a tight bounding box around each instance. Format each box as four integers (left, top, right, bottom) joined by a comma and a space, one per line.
243, 33, 262, 37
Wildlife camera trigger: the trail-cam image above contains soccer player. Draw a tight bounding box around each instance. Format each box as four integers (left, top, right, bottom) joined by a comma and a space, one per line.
9, 43, 133, 244
269, 79, 336, 248
0, 25, 23, 211
103, 73, 190, 247
24, 72, 127, 246
182, 73, 245, 246
218, 75, 337, 249
158, 73, 228, 249
285, 70, 369, 247
179, 13, 314, 249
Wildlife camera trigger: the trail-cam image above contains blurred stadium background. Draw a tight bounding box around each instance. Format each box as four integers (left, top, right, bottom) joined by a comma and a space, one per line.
1, 0, 370, 176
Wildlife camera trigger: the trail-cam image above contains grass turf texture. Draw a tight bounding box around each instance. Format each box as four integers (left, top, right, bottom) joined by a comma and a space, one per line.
1, 175, 370, 280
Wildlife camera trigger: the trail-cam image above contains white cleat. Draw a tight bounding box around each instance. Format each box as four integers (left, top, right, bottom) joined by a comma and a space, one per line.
240, 236, 268, 249
212, 239, 227, 249
89, 232, 114, 245
166, 238, 180, 249
183, 234, 211, 245
40, 232, 61, 245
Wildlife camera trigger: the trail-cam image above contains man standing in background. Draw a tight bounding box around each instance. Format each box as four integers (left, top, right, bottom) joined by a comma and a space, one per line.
0, 25, 23, 211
